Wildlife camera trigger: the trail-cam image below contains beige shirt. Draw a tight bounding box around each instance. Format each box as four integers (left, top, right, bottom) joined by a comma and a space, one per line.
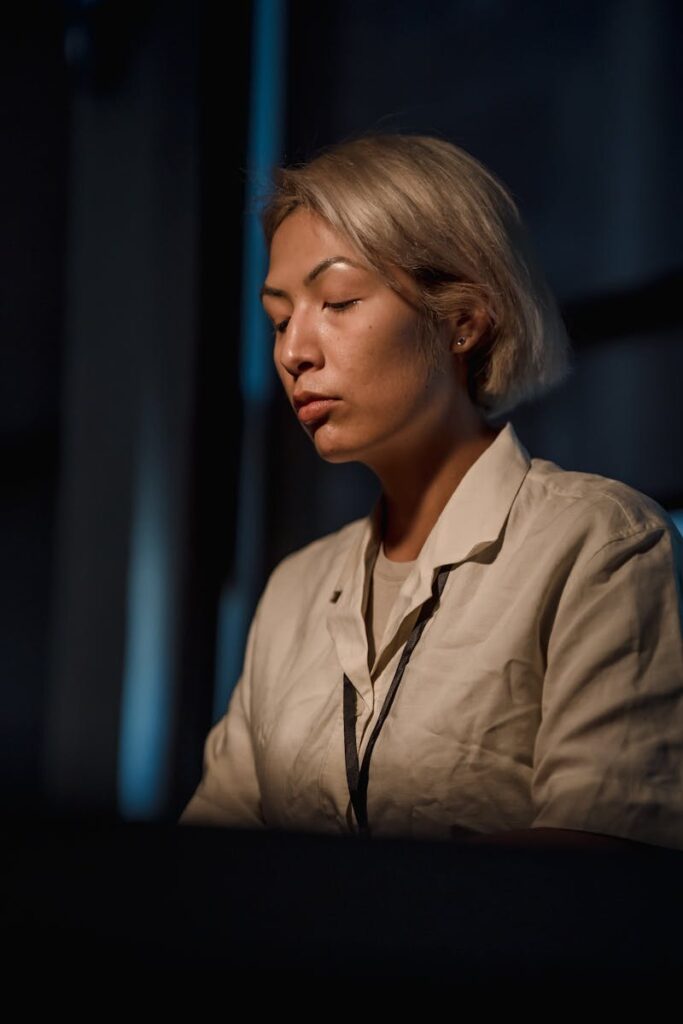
179, 421, 683, 849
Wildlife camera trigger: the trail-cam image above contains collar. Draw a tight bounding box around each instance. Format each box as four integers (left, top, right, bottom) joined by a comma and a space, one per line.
333, 419, 531, 593
326, 421, 531, 701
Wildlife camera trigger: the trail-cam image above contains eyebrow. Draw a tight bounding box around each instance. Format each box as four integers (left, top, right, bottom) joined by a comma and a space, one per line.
259, 256, 365, 301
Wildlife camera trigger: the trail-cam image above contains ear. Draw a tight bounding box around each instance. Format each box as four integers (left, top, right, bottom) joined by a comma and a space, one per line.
448, 306, 491, 356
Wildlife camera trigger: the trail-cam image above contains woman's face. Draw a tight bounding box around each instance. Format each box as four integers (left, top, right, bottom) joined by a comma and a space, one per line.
261, 207, 460, 467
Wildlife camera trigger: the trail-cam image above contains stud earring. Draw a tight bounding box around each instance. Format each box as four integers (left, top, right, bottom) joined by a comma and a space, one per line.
456, 337, 466, 346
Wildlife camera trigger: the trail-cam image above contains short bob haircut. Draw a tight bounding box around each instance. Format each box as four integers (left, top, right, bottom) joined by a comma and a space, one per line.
258, 132, 573, 421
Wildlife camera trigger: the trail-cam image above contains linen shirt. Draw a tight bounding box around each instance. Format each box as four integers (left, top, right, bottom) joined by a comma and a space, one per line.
180, 421, 683, 849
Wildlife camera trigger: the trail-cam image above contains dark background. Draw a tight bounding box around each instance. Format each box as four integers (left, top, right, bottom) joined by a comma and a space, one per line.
2, 0, 682, 826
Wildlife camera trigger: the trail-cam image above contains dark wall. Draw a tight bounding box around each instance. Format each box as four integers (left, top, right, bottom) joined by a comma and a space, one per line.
2, 0, 251, 820
1, 4, 68, 813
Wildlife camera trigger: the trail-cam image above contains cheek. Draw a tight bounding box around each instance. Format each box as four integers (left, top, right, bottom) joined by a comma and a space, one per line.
340, 317, 423, 389
273, 347, 291, 389
351, 350, 428, 412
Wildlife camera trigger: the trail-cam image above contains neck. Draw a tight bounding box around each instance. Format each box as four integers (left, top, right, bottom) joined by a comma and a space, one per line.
374, 418, 501, 562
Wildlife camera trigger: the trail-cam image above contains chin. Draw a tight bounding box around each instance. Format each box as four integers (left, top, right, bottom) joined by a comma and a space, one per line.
313, 441, 356, 465
310, 425, 363, 464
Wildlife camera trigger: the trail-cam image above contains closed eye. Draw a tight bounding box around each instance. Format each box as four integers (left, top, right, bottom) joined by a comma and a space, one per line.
325, 299, 360, 312
271, 299, 360, 336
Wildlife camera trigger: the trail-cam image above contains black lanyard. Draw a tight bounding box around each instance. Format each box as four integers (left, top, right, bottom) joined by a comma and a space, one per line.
343, 563, 453, 838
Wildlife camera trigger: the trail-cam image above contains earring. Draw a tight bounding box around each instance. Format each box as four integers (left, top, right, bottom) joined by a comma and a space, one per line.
456, 336, 466, 346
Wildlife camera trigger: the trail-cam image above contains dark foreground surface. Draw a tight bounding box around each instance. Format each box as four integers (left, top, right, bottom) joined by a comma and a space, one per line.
3, 817, 682, 998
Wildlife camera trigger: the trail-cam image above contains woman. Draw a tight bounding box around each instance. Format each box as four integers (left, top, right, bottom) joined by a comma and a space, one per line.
180, 133, 683, 849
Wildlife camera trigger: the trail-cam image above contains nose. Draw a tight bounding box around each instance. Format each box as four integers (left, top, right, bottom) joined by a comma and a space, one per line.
275, 307, 324, 379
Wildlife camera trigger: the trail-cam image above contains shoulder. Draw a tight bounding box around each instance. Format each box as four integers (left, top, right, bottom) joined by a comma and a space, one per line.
257, 514, 367, 616
515, 453, 680, 557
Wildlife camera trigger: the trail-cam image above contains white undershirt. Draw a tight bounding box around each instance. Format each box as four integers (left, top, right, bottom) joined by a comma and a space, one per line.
365, 543, 416, 674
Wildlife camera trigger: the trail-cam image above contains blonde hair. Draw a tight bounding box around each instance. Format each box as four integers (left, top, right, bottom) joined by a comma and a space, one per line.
258, 132, 574, 420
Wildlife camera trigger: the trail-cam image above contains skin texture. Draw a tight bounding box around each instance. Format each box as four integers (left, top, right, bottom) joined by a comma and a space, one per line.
261, 207, 639, 852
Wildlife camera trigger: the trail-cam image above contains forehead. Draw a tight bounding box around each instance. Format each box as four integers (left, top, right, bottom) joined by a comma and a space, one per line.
268, 208, 364, 271
265, 207, 419, 303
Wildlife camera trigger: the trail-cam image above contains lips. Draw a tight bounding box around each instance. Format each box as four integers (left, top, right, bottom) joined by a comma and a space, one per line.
293, 389, 339, 422
296, 398, 338, 423
293, 390, 336, 408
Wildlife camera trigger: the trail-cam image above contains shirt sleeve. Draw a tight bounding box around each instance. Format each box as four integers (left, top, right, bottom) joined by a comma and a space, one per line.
178, 598, 266, 829
531, 520, 683, 850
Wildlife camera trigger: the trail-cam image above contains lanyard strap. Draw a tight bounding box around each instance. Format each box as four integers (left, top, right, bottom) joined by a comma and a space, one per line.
343, 563, 453, 838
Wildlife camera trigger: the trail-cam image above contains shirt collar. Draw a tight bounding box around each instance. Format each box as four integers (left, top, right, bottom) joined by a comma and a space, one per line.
331, 419, 531, 600
326, 421, 531, 701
